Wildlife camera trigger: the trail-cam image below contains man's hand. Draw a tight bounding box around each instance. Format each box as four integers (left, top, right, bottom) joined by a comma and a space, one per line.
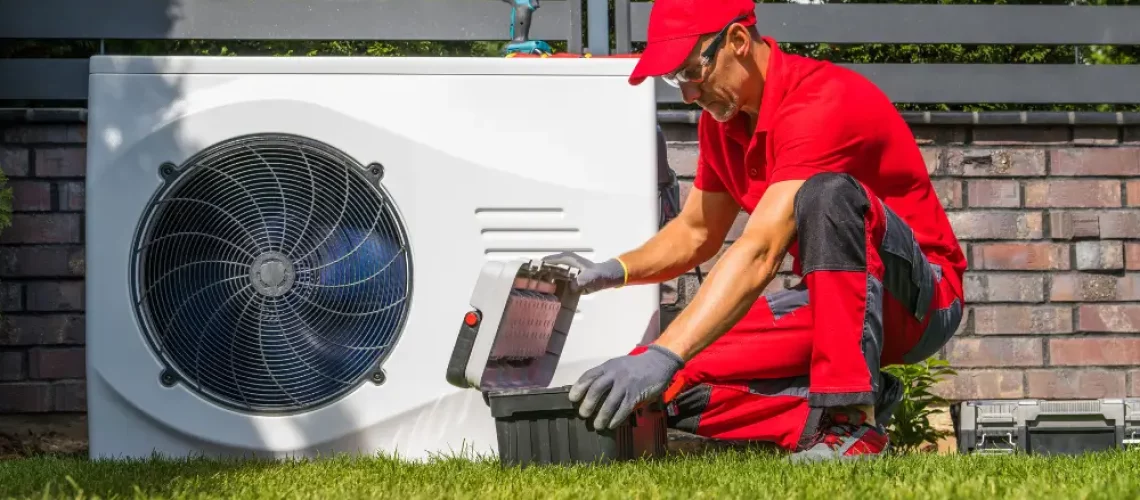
541, 252, 627, 294
568, 345, 684, 430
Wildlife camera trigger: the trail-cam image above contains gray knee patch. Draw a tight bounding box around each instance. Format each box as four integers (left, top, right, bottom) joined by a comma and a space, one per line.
793, 173, 871, 275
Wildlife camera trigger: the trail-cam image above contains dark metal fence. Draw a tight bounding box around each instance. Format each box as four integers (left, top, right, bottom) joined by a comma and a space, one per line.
2, 0, 1139, 106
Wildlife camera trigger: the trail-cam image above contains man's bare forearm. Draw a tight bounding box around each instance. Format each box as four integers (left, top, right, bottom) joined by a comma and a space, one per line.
652, 239, 783, 361
618, 218, 721, 286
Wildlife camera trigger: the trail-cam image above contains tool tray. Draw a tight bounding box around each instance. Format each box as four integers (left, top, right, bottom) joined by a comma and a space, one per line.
446, 258, 668, 467
953, 398, 1140, 455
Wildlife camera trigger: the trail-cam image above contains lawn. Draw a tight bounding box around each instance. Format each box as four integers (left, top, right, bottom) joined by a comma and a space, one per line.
2, 449, 1138, 499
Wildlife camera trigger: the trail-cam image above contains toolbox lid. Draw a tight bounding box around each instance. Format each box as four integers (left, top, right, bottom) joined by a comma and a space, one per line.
445, 258, 582, 393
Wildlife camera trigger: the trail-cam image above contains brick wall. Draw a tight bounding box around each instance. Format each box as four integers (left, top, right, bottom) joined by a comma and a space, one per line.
661, 121, 1140, 403
0, 123, 87, 414
0, 118, 1138, 416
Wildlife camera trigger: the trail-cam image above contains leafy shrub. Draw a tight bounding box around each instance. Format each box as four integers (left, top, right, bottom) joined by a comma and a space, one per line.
883, 357, 957, 454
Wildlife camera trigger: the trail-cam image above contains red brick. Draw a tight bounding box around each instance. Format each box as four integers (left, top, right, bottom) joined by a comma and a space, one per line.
1052, 274, 1140, 302
910, 126, 967, 146
944, 149, 1047, 176
971, 126, 1070, 146
1050, 337, 1140, 367
1073, 126, 1120, 146
1127, 243, 1140, 271
0, 246, 85, 278
945, 337, 1043, 367
1077, 305, 1140, 333
1050, 148, 1140, 176
2, 125, 86, 144
964, 274, 1044, 303
947, 211, 1042, 240
1074, 241, 1125, 271
34, 147, 86, 177
972, 305, 1073, 335
53, 380, 85, 412
0, 148, 30, 177
0, 351, 24, 381
1098, 211, 1140, 238
0, 314, 85, 346
25, 281, 84, 312
1049, 211, 1100, 240
931, 179, 963, 209
1024, 180, 1121, 208
58, 181, 84, 211
1131, 370, 1140, 397
966, 180, 1019, 208
1126, 181, 1140, 207
0, 214, 81, 244
0, 382, 52, 412
934, 369, 1024, 400
28, 347, 85, 380
668, 144, 698, 177
1, 282, 21, 312
8, 180, 52, 212
922, 147, 943, 175
970, 243, 1070, 271
726, 212, 748, 242
1026, 369, 1125, 399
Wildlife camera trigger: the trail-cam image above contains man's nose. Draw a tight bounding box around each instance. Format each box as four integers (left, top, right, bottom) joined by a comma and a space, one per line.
680, 83, 701, 105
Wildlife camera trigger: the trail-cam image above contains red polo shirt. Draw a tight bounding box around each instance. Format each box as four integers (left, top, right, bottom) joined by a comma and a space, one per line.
695, 37, 966, 298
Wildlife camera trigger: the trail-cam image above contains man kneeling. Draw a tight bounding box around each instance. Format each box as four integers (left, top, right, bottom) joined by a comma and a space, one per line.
542, 0, 965, 462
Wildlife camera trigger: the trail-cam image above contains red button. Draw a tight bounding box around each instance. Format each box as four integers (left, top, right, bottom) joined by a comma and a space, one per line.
463, 311, 480, 327
749, 168, 759, 176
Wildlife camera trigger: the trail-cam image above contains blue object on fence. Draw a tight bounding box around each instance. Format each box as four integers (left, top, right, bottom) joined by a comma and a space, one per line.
503, 0, 553, 55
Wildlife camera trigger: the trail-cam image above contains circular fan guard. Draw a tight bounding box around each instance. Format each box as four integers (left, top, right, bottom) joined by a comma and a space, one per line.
131, 134, 413, 414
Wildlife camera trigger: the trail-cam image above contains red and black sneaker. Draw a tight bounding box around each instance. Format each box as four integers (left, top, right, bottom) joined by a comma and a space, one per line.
788, 409, 890, 463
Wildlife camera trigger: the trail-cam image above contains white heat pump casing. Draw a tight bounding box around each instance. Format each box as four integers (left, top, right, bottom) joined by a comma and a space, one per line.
85, 56, 661, 461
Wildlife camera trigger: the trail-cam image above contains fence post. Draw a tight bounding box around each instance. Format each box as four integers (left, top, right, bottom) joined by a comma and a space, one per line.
587, 0, 610, 55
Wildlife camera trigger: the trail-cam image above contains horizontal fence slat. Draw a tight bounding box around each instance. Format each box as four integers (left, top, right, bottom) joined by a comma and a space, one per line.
0, 0, 581, 42
623, 3, 1140, 47
5, 60, 1140, 104
654, 64, 1140, 104
0, 59, 89, 101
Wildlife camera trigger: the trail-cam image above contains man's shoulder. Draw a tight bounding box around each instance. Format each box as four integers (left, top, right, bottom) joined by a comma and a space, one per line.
773, 60, 900, 138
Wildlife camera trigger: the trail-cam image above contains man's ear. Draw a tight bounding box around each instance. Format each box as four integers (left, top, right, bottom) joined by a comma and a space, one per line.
728, 24, 752, 57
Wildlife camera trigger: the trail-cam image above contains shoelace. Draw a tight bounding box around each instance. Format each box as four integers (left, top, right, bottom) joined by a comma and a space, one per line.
809, 412, 865, 449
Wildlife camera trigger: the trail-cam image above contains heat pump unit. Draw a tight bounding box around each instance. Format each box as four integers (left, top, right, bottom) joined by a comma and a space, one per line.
84, 55, 662, 461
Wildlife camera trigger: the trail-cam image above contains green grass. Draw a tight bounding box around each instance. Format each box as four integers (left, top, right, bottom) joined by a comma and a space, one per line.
2, 449, 1139, 499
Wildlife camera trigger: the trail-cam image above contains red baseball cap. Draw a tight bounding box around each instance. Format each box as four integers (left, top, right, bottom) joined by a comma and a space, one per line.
628, 0, 758, 86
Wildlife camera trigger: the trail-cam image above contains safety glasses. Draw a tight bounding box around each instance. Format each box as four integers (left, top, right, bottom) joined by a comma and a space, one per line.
660, 15, 751, 88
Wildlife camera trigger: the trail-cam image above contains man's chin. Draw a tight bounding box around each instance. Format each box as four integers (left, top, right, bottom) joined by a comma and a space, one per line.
705, 104, 738, 123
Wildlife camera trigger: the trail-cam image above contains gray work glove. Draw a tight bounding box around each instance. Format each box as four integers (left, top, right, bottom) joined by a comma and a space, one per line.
569, 344, 685, 430
540, 252, 626, 294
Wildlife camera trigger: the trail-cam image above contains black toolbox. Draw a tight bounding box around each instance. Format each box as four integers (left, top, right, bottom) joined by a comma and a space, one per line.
445, 258, 668, 468
953, 398, 1140, 455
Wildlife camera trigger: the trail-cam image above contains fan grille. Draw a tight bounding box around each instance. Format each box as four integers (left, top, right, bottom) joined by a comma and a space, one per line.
132, 134, 412, 413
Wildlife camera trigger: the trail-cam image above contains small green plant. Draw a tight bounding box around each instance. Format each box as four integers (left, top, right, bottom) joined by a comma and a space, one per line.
883, 357, 957, 454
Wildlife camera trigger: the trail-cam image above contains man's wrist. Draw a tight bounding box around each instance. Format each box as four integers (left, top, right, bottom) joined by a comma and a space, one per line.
614, 257, 629, 287
647, 343, 685, 367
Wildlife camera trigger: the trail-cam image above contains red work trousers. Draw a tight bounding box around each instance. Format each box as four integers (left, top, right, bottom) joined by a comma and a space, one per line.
635, 173, 963, 452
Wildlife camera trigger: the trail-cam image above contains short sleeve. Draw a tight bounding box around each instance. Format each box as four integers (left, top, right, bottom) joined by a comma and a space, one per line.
692, 113, 728, 192
767, 101, 867, 184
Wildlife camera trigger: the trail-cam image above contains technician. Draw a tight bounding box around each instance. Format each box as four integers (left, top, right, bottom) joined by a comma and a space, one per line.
542, 0, 966, 462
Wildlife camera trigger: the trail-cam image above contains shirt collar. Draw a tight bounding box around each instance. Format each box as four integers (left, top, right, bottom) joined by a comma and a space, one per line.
721, 36, 786, 145
754, 36, 787, 133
